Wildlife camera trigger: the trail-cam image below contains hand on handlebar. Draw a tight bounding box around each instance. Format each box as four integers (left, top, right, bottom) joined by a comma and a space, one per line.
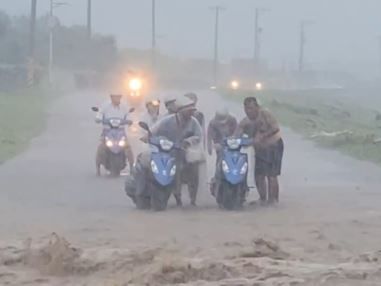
124, 119, 133, 126
140, 136, 148, 143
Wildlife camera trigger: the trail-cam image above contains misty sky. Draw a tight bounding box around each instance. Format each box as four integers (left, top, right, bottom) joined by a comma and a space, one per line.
3, 0, 381, 72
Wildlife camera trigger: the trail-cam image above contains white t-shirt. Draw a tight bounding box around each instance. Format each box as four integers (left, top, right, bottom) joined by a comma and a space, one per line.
96, 102, 129, 125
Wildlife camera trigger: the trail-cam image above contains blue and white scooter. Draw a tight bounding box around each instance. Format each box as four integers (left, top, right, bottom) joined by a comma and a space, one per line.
133, 121, 178, 211
216, 137, 252, 210
92, 107, 134, 177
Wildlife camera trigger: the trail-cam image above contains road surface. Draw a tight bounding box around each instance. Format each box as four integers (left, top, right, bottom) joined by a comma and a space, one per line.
1, 90, 381, 285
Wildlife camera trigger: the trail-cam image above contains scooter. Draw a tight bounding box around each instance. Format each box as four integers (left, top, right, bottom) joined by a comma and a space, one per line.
127, 121, 178, 211
92, 107, 134, 177
215, 137, 251, 210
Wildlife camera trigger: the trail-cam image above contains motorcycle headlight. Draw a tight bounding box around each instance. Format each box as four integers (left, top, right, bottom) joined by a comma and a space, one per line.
170, 165, 177, 176
129, 78, 143, 91
227, 138, 241, 150
240, 162, 248, 175
118, 137, 126, 147
151, 160, 159, 174
160, 139, 174, 151
106, 140, 113, 148
222, 160, 230, 173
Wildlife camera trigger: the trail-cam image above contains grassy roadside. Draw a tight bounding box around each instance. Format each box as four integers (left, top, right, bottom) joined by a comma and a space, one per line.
223, 88, 381, 165
0, 88, 50, 164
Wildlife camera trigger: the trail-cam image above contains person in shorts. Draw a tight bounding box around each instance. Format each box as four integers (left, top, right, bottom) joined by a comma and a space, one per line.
236, 97, 284, 204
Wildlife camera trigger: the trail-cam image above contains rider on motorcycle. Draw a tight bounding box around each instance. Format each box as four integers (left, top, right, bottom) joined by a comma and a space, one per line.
164, 96, 178, 115
136, 97, 203, 207
95, 93, 134, 176
207, 108, 238, 195
142, 98, 161, 127
184, 92, 205, 147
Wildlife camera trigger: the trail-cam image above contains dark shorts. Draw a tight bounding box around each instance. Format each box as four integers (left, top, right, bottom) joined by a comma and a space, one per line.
255, 139, 284, 177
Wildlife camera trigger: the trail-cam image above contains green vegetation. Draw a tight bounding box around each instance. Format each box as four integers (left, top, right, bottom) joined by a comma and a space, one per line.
0, 88, 49, 163
224, 88, 381, 165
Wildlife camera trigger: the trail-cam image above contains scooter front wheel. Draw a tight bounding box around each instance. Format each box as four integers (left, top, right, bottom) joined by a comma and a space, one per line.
220, 181, 242, 210
150, 184, 172, 211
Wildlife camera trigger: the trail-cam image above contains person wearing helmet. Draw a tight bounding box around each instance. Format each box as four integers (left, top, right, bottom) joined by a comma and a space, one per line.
139, 97, 203, 207
207, 108, 238, 196
164, 96, 178, 115
184, 92, 205, 146
95, 93, 134, 176
207, 108, 238, 156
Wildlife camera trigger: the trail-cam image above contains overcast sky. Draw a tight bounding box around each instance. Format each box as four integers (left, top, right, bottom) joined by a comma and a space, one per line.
3, 0, 381, 72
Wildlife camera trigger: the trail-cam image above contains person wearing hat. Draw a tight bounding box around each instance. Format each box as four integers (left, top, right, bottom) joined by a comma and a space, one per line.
144, 96, 203, 206
236, 96, 284, 205
184, 92, 205, 145
95, 93, 134, 176
207, 108, 238, 196
142, 98, 161, 128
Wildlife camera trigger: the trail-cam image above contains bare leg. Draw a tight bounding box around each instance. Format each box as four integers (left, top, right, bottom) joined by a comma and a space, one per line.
174, 172, 183, 207
125, 146, 134, 173
187, 164, 199, 206
95, 144, 103, 176
255, 174, 267, 202
268, 176, 279, 204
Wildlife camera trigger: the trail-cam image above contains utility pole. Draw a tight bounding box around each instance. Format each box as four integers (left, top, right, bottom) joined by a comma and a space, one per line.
298, 20, 313, 73
49, 0, 54, 84
378, 36, 381, 73
210, 6, 224, 87
254, 8, 269, 69
28, 0, 37, 86
254, 8, 259, 64
151, 0, 156, 71
87, 0, 92, 38
48, 0, 67, 84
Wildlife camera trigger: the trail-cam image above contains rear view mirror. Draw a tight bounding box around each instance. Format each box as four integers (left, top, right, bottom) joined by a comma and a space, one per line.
91, 107, 99, 112
138, 121, 150, 132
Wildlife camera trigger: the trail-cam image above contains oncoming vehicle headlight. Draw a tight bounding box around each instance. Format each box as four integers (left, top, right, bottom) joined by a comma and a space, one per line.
129, 78, 143, 91
170, 165, 177, 176
227, 138, 241, 150
255, 82, 263, 90
240, 162, 248, 175
222, 160, 230, 173
160, 139, 174, 151
151, 160, 159, 174
106, 140, 113, 148
230, 80, 240, 90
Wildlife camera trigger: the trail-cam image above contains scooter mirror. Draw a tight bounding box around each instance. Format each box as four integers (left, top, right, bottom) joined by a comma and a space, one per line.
138, 121, 150, 132
91, 107, 99, 112
129, 107, 135, 113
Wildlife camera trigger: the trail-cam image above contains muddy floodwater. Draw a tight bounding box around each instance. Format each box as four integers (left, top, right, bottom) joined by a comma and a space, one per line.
1, 90, 381, 285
